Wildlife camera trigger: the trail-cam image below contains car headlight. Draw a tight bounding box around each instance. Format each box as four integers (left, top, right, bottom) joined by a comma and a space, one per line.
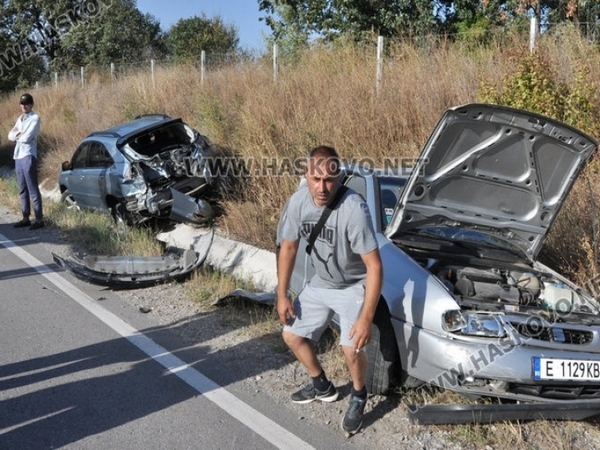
442, 311, 506, 338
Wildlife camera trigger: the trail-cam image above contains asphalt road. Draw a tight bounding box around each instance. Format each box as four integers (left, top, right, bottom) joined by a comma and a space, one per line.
0, 217, 356, 450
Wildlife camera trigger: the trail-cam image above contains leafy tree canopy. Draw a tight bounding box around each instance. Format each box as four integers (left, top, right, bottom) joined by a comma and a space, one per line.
0, 0, 166, 90
258, 0, 454, 45
258, 0, 594, 49
166, 14, 239, 60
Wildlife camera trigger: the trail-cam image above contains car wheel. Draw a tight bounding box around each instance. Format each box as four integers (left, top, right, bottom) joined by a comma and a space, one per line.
365, 299, 402, 395
60, 189, 80, 210
109, 201, 133, 226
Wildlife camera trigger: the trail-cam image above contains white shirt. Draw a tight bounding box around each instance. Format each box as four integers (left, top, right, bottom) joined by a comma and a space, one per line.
8, 111, 40, 160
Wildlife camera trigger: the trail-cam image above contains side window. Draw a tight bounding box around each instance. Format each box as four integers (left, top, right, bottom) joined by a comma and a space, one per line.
71, 143, 90, 169
89, 142, 113, 168
380, 188, 398, 228
379, 177, 406, 230
344, 174, 367, 200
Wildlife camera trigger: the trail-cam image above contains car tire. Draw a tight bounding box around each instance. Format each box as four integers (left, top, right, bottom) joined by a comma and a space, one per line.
60, 189, 79, 210
109, 200, 133, 226
365, 299, 402, 395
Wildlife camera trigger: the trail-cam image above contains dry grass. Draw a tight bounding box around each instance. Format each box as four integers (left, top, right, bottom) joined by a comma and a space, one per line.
1, 28, 599, 323
5, 30, 598, 256
3, 31, 589, 275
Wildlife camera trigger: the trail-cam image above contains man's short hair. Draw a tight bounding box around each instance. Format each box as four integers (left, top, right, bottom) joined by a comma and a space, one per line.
307, 145, 341, 175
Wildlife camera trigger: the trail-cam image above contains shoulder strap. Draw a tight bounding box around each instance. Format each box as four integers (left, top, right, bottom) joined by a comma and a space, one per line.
306, 186, 348, 255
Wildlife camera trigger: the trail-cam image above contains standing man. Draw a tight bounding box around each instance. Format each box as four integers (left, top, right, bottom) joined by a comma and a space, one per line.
8, 93, 44, 230
277, 145, 383, 435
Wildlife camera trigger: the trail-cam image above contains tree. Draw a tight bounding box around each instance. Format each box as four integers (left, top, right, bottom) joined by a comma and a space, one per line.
0, 0, 166, 89
258, 0, 453, 45
166, 15, 239, 61
51, 0, 167, 70
0, 33, 45, 91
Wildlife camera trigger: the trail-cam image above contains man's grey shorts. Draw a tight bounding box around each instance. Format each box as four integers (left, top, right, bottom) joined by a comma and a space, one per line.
283, 281, 365, 347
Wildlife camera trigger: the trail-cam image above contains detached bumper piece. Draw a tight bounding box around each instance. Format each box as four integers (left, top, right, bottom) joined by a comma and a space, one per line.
406, 400, 600, 424
53, 226, 214, 289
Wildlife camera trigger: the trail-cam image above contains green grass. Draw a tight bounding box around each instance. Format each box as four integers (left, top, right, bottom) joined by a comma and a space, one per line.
50, 202, 164, 256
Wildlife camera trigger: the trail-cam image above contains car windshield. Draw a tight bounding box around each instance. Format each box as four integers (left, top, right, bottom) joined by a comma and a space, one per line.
128, 122, 195, 157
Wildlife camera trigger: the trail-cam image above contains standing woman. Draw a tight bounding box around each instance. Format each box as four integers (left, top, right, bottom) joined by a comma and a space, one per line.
8, 93, 44, 230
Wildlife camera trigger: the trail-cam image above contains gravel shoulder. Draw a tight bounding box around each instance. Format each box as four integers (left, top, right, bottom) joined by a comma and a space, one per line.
6, 202, 600, 450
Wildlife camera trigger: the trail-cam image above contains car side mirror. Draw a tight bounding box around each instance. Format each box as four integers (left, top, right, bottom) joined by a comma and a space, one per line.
61, 160, 71, 171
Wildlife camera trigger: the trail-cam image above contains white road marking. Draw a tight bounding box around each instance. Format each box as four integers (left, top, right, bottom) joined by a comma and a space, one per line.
0, 234, 314, 450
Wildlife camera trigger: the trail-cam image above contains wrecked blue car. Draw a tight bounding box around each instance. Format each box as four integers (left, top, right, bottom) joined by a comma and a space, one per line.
58, 114, 215, 225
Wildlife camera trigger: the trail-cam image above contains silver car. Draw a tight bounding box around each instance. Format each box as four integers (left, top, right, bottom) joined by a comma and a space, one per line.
58, 114, 215, 225
284, 104, 600, 419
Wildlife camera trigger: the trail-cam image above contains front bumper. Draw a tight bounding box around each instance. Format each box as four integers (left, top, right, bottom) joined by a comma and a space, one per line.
407, 400, 600, 424
396, 319, 600, 402
52, 226, 214, 289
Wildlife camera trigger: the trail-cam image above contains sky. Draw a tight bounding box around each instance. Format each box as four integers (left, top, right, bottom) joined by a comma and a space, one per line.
136, 0, 271, 52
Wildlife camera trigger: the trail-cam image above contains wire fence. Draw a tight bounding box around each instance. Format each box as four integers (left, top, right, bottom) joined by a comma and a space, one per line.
31, 19, 600, 92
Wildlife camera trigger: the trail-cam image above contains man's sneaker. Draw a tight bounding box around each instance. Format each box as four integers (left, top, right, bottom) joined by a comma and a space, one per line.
341, 395, 367, 436
291, 382, 339, 404
29, 221, 45, 230
13, 218, 31, 228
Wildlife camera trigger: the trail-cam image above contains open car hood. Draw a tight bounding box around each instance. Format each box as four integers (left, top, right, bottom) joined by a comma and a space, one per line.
385, 104, 598, 260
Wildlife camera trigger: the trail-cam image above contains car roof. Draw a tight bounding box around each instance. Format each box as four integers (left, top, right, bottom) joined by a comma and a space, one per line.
85, 114, 180, 142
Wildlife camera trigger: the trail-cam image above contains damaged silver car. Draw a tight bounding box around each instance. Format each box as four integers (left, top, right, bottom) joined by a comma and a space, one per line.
58, 114, 215, 225
284, 104, 600, 423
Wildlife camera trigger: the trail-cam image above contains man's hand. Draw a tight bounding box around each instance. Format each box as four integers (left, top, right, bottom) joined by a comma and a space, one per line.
277, 294, 296, 325
276, 239, 299, 326
349, 316, 373, 352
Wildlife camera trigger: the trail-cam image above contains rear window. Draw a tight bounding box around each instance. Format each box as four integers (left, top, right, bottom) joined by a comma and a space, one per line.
128, 122, 194, 156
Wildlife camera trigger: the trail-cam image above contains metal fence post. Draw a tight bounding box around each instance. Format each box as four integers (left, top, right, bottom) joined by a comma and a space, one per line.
376, 36, 384, 96
80, 66, 84, 88
151, 59, 155, 88
201, 50, 205, 86
529, 16, 537, 52
273, 43, 279, 83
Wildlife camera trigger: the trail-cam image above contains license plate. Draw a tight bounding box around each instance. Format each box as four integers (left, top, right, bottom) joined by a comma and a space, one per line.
534, 357, 600, 381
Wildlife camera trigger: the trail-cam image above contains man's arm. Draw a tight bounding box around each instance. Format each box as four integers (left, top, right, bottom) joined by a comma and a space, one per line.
276, 239, 299, 325
16, 115, 40, 144
8, 119, 21, 142
349, 248, 383, 351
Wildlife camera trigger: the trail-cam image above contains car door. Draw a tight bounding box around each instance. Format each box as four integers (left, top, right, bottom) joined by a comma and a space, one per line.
66, 141, 114, 210
64, 142, 92, 208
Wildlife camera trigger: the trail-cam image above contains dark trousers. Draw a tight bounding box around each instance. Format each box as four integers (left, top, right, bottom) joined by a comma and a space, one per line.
15, 155, 43, 221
